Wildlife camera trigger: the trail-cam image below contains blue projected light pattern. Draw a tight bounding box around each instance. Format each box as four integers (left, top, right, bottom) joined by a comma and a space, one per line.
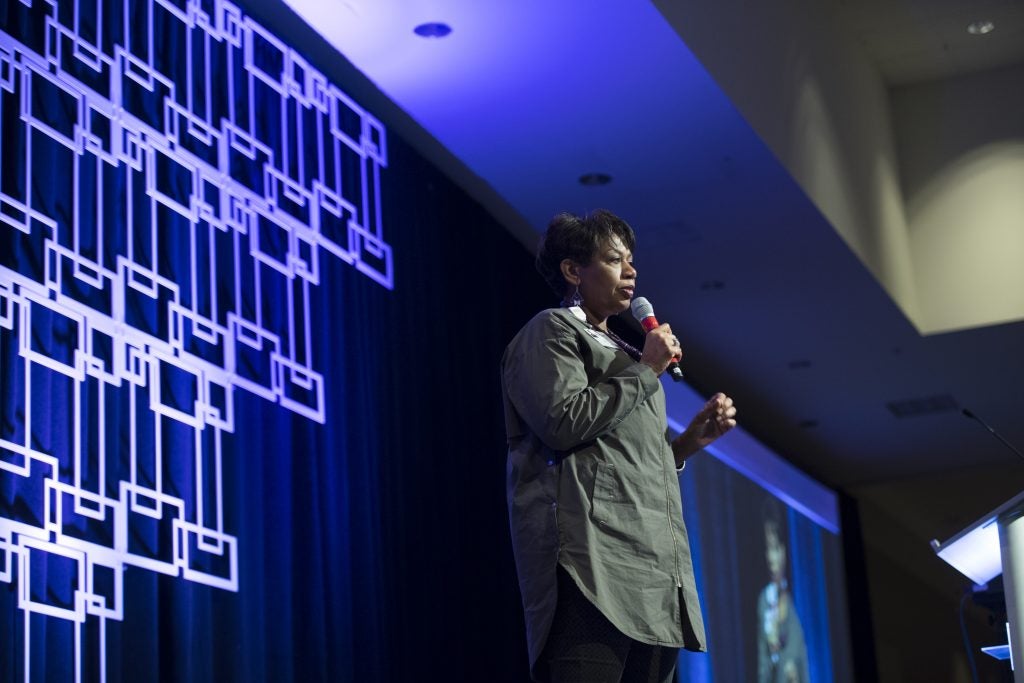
0, 0, 390, 679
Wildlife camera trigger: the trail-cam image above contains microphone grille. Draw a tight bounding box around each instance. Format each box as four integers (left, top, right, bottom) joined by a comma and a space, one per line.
630, 297, 654, 321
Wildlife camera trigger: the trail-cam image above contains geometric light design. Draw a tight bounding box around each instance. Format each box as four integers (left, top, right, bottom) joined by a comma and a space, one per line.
0, 1, 390, 679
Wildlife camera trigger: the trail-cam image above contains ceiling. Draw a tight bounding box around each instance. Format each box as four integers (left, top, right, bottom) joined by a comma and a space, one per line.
836, 0, 1024, 84
275, 0, 1024, 551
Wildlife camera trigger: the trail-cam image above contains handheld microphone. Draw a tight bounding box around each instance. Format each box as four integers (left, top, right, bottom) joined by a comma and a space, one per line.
630, 297, 684, 382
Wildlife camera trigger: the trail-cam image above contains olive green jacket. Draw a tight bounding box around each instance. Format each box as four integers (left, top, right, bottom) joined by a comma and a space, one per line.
502, 306, 706, 674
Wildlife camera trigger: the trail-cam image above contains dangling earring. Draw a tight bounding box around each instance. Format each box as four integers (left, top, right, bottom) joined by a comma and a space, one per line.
569, 286, 583, 307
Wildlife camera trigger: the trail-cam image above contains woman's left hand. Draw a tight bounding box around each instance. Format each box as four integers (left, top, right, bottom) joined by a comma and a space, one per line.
672, 392, 737, 465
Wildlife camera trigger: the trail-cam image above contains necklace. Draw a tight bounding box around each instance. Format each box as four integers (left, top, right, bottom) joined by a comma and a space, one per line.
565, 305, 643, 361
597, 325, 643, 361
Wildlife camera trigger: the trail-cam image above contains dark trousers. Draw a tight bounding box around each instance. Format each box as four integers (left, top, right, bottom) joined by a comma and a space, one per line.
539, 567, 679, 683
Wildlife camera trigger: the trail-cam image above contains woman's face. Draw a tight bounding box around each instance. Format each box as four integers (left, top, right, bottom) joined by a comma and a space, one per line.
568, 235, 636, 320
765, 524, 786, 581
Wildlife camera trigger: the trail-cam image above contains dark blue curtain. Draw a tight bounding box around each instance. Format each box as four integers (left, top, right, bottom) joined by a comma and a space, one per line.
0, 0, 546, 680
678, 462, 714, 683
188, 149, 547, 682
788, 508, 835, 683
681, 452, 750, 683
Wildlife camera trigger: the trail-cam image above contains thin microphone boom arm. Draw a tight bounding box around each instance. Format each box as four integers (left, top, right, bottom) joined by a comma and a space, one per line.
962, 408, 1024, 464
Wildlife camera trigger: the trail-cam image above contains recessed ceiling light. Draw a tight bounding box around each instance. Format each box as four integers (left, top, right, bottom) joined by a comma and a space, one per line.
967, 20, 995, 35
578, 172, 612, 186
413, 22, 452, 38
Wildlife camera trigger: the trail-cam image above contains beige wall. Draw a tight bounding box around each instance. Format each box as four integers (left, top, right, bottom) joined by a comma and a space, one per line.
653, 2, 1024, 335
652, 0, 921, 325
892, 62, 1024, 333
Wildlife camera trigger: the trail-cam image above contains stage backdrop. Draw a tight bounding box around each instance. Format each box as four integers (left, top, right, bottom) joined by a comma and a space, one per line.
1, 2, 859, 682
0, 0, 545, 680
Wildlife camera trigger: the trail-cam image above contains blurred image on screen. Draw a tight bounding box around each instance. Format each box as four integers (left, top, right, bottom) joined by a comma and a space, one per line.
678, 454, 853, 682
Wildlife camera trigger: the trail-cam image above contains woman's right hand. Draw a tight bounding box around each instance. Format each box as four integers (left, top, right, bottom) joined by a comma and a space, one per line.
639, 323, 681, 376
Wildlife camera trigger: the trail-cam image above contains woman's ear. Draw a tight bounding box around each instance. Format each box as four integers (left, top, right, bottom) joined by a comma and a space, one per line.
559, 259, 580, 287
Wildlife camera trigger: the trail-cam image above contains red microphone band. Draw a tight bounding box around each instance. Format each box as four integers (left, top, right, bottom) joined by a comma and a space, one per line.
638, 315, 680, 362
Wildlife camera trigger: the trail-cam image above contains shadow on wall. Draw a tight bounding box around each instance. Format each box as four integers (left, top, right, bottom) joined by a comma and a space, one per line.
789, 74, 921, 329
907, 141, 1024, 335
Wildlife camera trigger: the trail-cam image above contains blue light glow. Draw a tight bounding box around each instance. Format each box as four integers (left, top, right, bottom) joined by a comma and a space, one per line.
665, 382, 841, 534
0, 0, 392, 678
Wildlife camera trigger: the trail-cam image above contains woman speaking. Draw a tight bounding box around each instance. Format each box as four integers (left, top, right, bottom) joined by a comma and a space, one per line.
502, 209, 737, 683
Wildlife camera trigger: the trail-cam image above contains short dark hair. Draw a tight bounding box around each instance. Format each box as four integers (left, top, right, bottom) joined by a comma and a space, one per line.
762, 496, 785, 537
535, 209, 637, 298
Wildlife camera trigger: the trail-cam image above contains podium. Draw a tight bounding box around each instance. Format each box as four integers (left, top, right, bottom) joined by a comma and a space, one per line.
932, 490, 1024, 677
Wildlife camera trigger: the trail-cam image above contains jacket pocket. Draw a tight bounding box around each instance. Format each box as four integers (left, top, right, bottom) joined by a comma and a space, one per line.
590, 461, 641, 531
